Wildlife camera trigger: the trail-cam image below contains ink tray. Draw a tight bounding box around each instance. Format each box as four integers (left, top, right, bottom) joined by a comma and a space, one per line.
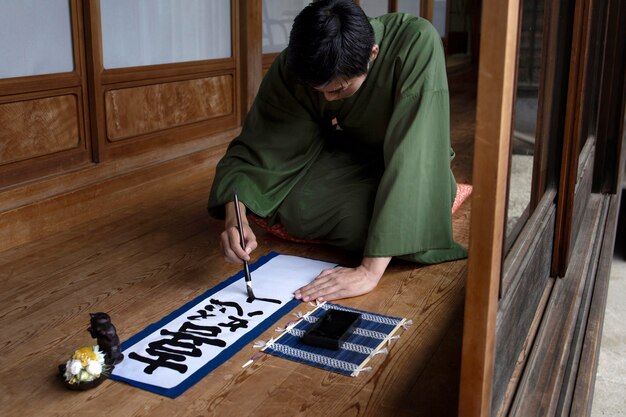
301, 308, 361, 350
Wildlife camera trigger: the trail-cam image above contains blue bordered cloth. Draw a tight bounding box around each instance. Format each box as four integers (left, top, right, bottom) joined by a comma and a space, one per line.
109, 252, 337, 398
261, 302, 407, 377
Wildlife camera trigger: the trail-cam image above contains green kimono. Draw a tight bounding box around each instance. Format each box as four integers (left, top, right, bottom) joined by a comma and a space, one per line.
208, 14, 467, 264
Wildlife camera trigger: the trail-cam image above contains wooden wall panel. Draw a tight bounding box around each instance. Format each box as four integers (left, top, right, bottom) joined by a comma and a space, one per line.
569, 194, 621, 416
104, 75, 234, 141
492, 196, 556, 416
509, 195, 607, 417
0, 95, 80, 165
569, 139, 595, 259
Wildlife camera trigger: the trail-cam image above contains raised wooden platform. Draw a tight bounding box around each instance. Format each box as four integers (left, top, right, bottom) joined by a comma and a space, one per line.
0, 165, 471, 416
0, 74, 476, 417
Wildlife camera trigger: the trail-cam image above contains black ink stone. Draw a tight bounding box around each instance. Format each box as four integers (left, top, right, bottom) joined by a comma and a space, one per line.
302, 309, 361, 350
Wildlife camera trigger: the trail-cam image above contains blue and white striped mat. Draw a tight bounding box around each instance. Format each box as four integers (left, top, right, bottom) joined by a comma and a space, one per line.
261, 302, 407, 377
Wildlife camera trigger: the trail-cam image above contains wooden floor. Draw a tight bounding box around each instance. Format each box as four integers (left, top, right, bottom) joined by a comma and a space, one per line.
0, 73, 476, 417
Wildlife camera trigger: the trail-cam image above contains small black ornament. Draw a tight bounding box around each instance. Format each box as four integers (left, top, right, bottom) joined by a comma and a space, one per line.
88, 312, 124, 365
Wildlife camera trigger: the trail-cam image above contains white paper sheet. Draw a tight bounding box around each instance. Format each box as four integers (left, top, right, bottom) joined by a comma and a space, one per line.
111, 254, 336, 390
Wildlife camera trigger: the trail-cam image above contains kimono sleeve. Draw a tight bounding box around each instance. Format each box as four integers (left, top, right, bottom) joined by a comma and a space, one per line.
208, 55, 327, 219
364, 21, 467, 263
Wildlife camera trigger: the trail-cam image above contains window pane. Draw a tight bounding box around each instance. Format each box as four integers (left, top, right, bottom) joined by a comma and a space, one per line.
433, 0, 447, 37
506, 0, 544, 246
0, 0, 74, 79
360, 0, 388, 17
100, 0, 231, 69
262, 0, 309, 54
398, 0, 421, 16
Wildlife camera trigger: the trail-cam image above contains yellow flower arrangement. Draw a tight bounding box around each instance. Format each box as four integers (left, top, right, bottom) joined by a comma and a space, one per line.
63, 345, 107, 384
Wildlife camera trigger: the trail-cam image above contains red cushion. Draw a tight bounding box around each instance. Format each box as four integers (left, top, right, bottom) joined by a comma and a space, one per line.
453, 183, 473, 214
247, 215, 322, 243
248, 183, 473, 244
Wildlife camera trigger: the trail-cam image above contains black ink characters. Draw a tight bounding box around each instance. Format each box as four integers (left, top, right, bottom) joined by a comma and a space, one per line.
129, 297, 281, 375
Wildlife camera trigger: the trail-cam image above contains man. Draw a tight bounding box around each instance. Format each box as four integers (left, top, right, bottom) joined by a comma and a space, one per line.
208, 0, 466, 302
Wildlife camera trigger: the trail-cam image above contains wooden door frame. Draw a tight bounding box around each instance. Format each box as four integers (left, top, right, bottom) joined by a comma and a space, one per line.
458, 0, 521, 415
460, 0, 624, 414
0, 0, 92, 188
422, 0, 434, 21
239, 0, 263, 114
551, 0, 605, 277
493, 0, 575, 413
592, 0, 626, 195
0, 0, 86, 97
84, 0, 241, 162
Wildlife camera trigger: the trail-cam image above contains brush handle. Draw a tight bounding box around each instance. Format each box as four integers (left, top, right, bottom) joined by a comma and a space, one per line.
233, 191, 254, 298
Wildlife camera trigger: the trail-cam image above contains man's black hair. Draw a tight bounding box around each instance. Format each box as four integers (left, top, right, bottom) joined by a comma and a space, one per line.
286, 0, 375, 87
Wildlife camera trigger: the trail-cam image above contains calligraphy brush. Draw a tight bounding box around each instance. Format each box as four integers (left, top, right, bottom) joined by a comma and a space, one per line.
233, 190, 256, 300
